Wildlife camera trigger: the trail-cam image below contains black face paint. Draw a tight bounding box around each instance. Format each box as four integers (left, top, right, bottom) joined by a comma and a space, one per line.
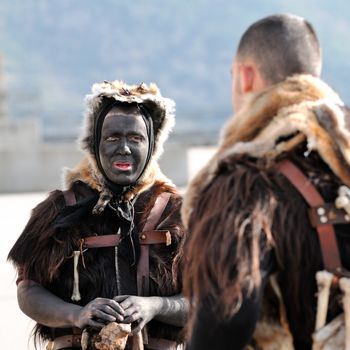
93, 99, 155, 196
99, 111, 149, 186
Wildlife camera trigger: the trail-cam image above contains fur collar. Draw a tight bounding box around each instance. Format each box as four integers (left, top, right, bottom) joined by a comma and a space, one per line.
63, 81, 175, 211
182, 74, 350, 227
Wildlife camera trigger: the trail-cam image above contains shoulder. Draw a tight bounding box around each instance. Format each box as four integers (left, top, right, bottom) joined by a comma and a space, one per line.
135, 181, 185, 239
136, 181, 182, 212
149, 181, 183, 218
30, 189, 65, 218
30, 181, 96, 214
7, 189, 65, 267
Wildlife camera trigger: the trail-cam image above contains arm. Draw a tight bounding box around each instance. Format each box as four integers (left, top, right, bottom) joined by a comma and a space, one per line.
18, 279, 124, 329
114, 294, 189, 333
186, 250, 274, 350
153, 294, 188, 326
186, 292, 261, 350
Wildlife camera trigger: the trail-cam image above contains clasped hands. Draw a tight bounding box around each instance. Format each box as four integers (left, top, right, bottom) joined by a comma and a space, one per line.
73, 295, 161, 333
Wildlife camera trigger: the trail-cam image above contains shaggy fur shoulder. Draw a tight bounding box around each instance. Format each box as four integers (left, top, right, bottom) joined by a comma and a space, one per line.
182, 74, 350, 226
63, 155, 173, 201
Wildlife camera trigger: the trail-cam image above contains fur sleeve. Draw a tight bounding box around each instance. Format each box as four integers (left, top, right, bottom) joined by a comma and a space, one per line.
182, 159, 277, 318
7, 190, 71, 285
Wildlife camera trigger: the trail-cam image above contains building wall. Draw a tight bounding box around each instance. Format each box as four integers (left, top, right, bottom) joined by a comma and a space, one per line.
0, 118, 218, 192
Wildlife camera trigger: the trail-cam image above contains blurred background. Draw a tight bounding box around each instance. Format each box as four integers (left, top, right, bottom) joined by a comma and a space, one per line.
1, 0, 350, 348
1, 0, 350, 192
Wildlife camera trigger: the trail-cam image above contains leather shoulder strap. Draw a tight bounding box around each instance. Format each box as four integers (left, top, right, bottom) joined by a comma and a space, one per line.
137, 191, 172, 297
276, 159, 342, 273
62, 189, 77, 206
142, 191, 172, 232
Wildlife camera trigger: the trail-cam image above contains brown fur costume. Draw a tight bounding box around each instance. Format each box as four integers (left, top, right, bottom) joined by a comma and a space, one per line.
181, 75, 350, 349
8, 81, 186, 349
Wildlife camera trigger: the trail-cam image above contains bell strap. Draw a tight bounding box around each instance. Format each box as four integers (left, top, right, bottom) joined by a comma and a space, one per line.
276, 159, 342, 273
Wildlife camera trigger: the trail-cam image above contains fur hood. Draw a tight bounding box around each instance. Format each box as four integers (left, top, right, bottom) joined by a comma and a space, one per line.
63, 81, 176, 212
182, 74, 350, 226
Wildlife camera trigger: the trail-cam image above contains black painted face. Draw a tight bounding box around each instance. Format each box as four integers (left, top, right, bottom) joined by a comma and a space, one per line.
99, 105, 149, 186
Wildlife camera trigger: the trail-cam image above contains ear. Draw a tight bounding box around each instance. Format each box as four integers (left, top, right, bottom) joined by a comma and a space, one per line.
238, 64, 255, 93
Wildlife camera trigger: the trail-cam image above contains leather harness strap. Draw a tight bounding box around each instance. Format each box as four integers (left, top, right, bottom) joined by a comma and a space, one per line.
81, 230, 171, 249
309, 202, 350, 226
276, 159, 343, 273
81, 234, 121, 248
140, 230, 172, 246
62, 190, 172, 249
137, 192, 172, 297
62, 189, 77, 206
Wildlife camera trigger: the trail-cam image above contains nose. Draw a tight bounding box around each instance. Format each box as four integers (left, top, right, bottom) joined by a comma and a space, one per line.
117, 139, 131, 155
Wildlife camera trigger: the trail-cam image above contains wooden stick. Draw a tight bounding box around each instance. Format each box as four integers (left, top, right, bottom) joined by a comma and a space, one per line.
71, 251, 81, 301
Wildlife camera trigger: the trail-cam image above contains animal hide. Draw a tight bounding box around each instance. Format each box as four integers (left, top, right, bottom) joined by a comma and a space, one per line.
182, 74, 350, 227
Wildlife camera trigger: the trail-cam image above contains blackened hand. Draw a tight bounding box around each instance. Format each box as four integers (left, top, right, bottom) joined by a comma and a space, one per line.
113, 295, 159, 333
73, 297, 125, 329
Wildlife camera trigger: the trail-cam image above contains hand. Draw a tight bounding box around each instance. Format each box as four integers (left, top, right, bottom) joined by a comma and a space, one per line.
114, 295, 160, 333
73, 297, 125, 329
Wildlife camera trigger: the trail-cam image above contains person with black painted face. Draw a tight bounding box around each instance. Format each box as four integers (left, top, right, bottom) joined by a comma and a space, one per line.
8, 81, 188, 350
99, 105, 150, 186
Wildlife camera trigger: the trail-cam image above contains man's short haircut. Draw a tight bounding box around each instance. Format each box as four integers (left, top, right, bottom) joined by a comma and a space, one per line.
237, 14, 322, 83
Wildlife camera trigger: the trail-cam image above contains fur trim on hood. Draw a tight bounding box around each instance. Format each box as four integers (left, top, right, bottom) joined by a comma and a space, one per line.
63, 81, 175, 212
182, 74, 350, 226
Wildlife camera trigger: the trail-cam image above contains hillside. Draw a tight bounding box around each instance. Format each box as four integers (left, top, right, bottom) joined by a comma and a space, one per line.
0, 0, 349, 137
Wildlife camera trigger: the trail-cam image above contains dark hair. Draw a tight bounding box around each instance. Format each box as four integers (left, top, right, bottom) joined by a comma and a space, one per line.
237, 14, 321, 83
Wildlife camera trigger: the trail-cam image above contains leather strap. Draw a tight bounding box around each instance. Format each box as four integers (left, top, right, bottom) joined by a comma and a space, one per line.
140, 230, 172, 246
137, 192, 172, 297
62, 189, 77, 206
46, 335, 81, 350
81, 230, 171, 249
82, 234, 121, 248
309, 203, 350, 226
276, 160, 342, 273
62, 189, 171, 249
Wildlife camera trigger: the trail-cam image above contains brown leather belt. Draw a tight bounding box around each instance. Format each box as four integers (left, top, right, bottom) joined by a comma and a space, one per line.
46, 334, 81, 350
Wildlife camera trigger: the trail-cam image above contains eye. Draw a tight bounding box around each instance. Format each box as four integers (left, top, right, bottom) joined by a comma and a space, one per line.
129, 135, 143, 143
105, 136, 120, 142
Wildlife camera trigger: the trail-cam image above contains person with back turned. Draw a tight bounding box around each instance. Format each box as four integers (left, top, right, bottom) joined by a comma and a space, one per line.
181, 14, 350, 350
